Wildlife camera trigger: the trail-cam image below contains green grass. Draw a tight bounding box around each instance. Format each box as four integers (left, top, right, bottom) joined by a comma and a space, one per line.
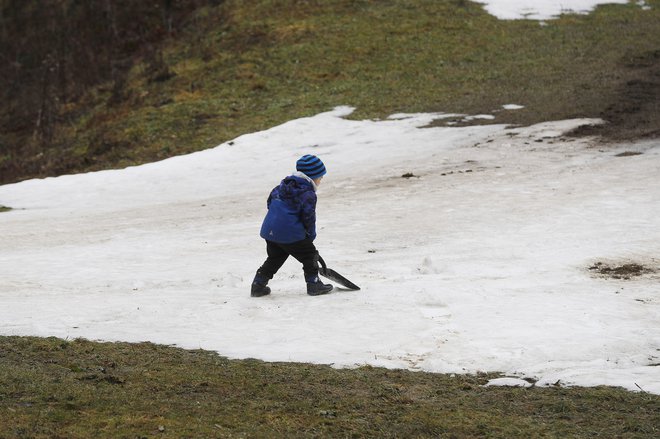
8, 0, 658, 182
1, 336, 658, 438
0, 205, 11, 213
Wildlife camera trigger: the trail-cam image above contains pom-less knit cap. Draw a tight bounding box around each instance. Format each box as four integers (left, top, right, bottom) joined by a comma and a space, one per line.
296, 154, 327, 179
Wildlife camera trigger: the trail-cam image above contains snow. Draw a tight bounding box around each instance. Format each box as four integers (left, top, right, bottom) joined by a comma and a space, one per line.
485, 377, 533, 388
503, 104, 525, 110
478, 1, 630, 20
463, 114, 496, 121
1, 107, 659, 394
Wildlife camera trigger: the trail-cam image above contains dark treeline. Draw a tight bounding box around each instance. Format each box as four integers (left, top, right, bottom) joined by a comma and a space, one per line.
0, 0, 215, 184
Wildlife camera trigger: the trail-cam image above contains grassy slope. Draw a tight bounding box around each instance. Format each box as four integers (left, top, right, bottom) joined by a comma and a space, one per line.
6, 0, 658, 182
1, 337, 658, 438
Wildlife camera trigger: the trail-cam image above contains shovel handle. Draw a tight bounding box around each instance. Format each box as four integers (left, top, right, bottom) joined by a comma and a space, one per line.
317, 253, 328, 271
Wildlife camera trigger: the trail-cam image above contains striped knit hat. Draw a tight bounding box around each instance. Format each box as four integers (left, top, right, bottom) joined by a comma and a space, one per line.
296, 154, 327, 180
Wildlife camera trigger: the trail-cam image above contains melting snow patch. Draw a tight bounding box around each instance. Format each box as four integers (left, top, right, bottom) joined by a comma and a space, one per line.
463, 114, 496, 121
477, 1, 629, 20
503, 104, 525, 110
485, 377, 534, 388
1, 107, 658, 394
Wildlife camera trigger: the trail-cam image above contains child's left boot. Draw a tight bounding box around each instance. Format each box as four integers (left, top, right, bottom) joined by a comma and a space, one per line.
251, 274, 271, 297
306, 276, 333, 296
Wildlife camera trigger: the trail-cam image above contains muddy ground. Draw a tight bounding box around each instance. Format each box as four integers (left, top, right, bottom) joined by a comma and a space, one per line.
570, 48, 660, 141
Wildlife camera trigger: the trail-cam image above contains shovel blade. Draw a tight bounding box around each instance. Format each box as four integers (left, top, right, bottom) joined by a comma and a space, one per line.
319, 267, 360, 290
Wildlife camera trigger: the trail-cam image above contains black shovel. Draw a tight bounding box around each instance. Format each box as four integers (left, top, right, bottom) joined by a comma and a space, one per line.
317, 254, 360, 290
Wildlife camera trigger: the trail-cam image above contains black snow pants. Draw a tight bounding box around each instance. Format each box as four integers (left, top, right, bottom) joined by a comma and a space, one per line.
257, 239, 319, 281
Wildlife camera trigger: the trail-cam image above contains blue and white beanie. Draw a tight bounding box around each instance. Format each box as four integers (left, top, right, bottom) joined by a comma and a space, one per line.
296, 154, 327, 180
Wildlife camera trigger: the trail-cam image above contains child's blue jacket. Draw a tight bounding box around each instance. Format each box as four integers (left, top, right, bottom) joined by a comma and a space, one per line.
260, 172, 317, 243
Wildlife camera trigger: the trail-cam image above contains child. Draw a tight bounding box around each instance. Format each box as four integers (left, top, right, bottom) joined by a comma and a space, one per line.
251, 154, 333, 297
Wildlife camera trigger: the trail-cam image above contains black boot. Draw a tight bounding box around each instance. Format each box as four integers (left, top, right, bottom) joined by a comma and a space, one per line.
306, 276, 333, 296
251, 274, 271, 297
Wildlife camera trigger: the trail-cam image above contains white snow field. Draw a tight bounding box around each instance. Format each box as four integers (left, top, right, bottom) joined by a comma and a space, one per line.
478, 0, 630, 20
1, 106, 659, 394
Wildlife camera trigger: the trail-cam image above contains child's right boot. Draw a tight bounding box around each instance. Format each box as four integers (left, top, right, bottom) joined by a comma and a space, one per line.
251, 273, 271, 297
306, 276, 333, 296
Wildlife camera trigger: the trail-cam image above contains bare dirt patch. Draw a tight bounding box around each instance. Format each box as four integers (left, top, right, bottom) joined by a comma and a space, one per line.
588, 261, 656, 280
615, 151, 644, 157
571, 49, 660, 142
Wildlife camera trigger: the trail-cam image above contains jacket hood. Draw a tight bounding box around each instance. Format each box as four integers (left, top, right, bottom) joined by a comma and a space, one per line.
275, 174, 315, 202
291, 171, 317, 191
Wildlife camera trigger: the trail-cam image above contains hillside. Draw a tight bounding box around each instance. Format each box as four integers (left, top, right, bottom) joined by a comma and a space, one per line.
1, 0, 659, 185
